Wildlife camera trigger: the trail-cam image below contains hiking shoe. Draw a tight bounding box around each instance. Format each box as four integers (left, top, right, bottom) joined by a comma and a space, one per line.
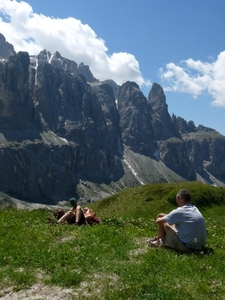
147, 236, 158, 245
148, 238, 163, 248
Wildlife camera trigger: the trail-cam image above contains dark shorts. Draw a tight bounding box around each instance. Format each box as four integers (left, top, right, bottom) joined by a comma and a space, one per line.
68, 212, 86, 225
78, 212, 87, 225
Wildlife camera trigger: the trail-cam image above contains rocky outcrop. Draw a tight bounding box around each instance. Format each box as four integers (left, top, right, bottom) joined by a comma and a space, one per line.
0, 33, 16, 59
182, 131, 225, 178
118, 81, 155, 156
158, 138, 196, 180
30, 50, 98, 83
148, 83, 175, 140
0, 33, 224, 203
0, 51, 33, 131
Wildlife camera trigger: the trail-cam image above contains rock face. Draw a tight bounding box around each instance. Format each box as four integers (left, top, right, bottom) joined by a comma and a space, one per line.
0, 33, 16, 59
0, 33, 224, 203
30, 50, 98, 83
148, 83, 175, 141
118, 81, 155, 156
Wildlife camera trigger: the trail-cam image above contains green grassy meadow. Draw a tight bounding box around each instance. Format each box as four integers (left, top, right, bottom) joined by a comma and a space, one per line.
1, 182, 225, 299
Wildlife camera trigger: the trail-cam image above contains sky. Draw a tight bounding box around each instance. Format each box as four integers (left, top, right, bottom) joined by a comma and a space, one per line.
0, 0, 225, 135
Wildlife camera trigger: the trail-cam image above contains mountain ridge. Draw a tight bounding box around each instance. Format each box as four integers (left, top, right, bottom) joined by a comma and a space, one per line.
0, 33, 224, 204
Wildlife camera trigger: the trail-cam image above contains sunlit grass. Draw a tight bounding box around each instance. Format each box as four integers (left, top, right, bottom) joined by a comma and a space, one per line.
0, 181, 225, 299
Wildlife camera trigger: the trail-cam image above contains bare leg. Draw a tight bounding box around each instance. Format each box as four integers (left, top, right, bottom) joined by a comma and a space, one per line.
74, 206, 86, 225
157, 222, 168, 239
57, 211, 75, 223
147, 222, 174, 246
147, 219, 166, 245
158, 223, 177, 244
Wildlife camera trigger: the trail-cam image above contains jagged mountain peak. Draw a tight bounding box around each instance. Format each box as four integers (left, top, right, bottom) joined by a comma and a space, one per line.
29, 47, 97, 83
118, 81, 156, 156
148, 82, 167, 109
0, 33, 16, 60
0, 33, 224, 204
148, 83, 174, 140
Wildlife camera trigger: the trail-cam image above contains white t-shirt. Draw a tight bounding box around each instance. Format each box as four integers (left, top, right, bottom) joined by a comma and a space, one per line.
163, 203, 207, 250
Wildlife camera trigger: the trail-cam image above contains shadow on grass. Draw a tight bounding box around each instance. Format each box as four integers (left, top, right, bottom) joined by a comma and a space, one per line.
195, 245, 214, 256
163, 245, 214, 256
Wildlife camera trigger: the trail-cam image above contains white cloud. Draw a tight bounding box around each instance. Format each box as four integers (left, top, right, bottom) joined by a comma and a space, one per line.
0, 0, 150, 87
160, 51, 225, 107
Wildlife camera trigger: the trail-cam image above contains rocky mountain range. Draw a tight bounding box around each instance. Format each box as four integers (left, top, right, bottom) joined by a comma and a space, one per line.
0, 33, 224, 204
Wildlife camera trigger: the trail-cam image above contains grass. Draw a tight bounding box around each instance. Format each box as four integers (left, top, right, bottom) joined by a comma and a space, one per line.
1, 181, 225, 299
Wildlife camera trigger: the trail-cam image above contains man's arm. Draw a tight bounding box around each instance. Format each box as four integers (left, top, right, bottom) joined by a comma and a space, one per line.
156, 215, 167, 225
157, 213, 167, 218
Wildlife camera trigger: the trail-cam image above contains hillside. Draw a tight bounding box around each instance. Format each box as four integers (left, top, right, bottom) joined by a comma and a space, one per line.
1, 182, 225, 299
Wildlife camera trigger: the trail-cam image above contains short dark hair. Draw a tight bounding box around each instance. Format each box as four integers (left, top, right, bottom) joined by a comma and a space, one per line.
177, 189, 191, 202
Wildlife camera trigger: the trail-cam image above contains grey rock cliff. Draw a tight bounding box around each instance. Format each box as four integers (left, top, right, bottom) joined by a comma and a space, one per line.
0, 33, 224, 203
0, 51, 33, 131
118, 81, 155, 156
148, 83, 175, 140
0, 33, 16, 59
30, 50, 98, 82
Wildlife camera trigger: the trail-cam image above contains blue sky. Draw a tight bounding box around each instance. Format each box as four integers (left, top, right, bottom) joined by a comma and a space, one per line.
0, 0, 225, 135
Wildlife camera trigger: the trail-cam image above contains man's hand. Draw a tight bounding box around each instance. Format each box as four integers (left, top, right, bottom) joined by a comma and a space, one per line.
156, 213, 167, 224
157, 213, 166, 218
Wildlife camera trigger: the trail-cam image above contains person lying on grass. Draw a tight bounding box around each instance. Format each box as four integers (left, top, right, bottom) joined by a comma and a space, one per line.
53, 197, 100, 225
56, 197, 86, 225
147, 189, 207, 253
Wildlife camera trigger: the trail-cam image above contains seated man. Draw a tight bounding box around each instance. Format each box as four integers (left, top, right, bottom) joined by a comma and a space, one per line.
147, 189, 207, 253
57, 197, 86, 226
